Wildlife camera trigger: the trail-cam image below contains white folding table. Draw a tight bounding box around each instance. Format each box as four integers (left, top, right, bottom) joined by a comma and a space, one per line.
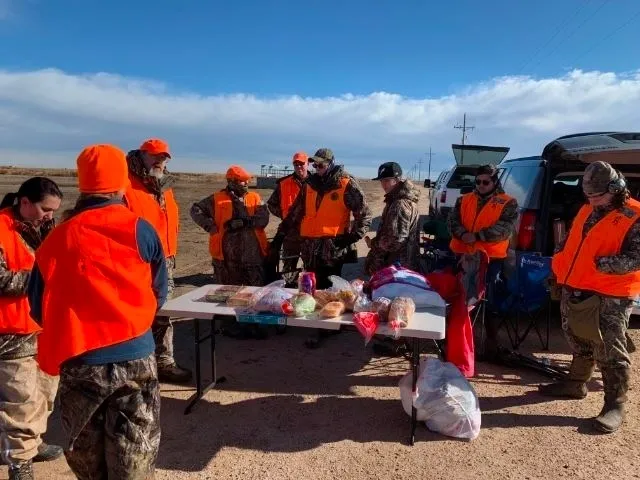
158, 284, 447, 445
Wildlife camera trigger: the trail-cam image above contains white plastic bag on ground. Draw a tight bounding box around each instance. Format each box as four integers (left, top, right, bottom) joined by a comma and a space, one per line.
399, 357, 481, 440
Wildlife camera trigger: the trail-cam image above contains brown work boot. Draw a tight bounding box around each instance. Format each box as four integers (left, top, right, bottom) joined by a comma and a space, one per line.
594, 367, 629, 433
158, 363, 192, 384
538, 356, 595, 399
8, 461, 33, 480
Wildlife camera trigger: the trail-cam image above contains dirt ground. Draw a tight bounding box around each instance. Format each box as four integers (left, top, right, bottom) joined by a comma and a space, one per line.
0, 173, 639, 480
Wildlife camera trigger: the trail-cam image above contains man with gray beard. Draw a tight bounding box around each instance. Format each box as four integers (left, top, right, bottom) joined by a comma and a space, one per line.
124, 139, 192, 384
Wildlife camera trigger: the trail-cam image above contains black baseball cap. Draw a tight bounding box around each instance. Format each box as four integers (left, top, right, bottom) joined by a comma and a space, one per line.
372, 162, 402, 180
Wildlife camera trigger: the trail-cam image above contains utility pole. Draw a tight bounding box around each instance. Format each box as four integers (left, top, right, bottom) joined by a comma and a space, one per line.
454, 113, 475, 165
426, 147, 436, 182
417, 157, 423, 181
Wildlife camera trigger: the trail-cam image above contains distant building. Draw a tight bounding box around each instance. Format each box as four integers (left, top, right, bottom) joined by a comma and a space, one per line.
257, 164, 294, 188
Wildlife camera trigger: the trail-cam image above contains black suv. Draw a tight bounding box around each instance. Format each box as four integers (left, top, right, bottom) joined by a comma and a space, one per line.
496, 132, 640, 314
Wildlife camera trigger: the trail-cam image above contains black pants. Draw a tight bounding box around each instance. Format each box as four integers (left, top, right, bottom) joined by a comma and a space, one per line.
309, 263, 344, 290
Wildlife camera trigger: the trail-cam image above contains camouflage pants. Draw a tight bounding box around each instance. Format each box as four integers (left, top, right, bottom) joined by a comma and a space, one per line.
560, 289, 632, 370
153, 256, 175, 368
0, 337, 58, 464
58, 354, 160, 480
281, 235, 303, 286
212, 260, 265, 286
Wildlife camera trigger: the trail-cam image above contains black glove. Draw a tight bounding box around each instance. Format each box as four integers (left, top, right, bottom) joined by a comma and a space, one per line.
224, 218, 247, 231
334, 233, 358, 250
270, 233, 285, 252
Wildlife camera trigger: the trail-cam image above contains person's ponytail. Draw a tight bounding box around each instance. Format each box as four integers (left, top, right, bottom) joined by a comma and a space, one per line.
0, 192, 18, 209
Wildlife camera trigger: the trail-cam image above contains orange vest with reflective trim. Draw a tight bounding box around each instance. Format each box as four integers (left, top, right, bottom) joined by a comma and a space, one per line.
125, 175, 179, 257
628, 197, 640, 213
0, 208, 40, 335
300, 178, 351, 238
35, 204, 157, 375
552, 204, 640, 298
279, 175, 302, 219
449, 192, 513, 259
208, 190, 269, 261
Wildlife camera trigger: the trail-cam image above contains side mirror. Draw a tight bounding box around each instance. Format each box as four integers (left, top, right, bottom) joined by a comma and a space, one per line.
460, 185, 474, 194
423, 179, 432, 188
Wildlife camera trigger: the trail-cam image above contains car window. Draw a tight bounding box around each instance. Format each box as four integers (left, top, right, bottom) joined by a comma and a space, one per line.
446, 167, 477, 189
500, 165, 544, 209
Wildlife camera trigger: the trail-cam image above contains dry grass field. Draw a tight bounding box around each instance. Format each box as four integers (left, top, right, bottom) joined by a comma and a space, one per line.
0, 169, 638, 480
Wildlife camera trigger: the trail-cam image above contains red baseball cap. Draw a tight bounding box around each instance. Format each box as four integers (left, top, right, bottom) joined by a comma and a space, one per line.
139, 139, 171, 158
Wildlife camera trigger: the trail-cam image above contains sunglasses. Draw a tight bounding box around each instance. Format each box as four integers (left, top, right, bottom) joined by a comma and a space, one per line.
314, 162, 329, 169
293, 162, 306, 167
475, 179, 492, 186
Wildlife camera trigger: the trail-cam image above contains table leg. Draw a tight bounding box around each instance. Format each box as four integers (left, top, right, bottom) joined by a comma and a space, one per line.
410, 337, 420, 446
184, 316, 226, 415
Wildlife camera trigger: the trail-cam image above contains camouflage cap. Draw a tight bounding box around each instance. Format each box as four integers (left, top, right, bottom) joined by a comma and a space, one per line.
309, 148, 334, 164
583, 161, 618, 195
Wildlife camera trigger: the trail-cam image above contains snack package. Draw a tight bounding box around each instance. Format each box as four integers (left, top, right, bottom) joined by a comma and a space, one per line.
338, 290, 357, 311
226, 291, 253, 307
298, 271, 317, 295
248, 280, 293, 314
313, 290, 339, 307
328, 276, 358, 311
353, 312, 380, 345
353, 295, 374, 313
388, 297, 415, 338
203, 285, 243, 303
371, 297, 392, 322
283, 292, 317, 317
320, 301, 346, 318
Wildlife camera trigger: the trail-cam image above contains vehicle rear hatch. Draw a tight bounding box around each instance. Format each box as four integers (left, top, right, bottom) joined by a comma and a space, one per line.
541, 132, 640, 314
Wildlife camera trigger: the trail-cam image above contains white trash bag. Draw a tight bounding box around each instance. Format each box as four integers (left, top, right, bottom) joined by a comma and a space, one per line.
399, 357, 481, 440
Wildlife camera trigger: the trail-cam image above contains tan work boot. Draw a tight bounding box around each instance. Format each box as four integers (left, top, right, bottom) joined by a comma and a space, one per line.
594, 367, 629, 433
538, 356, 595, 399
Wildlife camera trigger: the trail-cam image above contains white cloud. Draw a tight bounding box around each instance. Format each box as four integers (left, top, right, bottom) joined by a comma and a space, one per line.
1, 67, 640, 178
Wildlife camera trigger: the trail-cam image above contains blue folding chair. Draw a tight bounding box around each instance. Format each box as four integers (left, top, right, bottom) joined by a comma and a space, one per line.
512, 253, 552, 350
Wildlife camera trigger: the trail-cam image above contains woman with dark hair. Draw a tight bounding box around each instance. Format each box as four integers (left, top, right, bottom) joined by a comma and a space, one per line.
0, 177, 63, 479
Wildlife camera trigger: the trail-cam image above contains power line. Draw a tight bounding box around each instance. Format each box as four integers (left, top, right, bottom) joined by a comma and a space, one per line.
518, 0, 592, 74
529, 0, 612, 70
573, 7, 640, 64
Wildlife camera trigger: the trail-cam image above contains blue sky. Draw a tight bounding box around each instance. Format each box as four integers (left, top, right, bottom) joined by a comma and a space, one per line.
1, 0, 640, 177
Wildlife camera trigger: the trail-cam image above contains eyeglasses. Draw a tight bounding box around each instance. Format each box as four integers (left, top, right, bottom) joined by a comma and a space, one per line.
293, 162, 306, 167
314, 163, 329, 170
475, 179, 492, 186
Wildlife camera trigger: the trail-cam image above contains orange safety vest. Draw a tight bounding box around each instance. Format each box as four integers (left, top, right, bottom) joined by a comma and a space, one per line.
35, 204, 157, 375
300, 178, 350, 238
0, 208, 40, 335
208, 190, 269, 261
278, 175, 302, 219
449, 192, 513, 259
628, 197, 640, 213
552, 204, 640, 298
125, 175, 179, 257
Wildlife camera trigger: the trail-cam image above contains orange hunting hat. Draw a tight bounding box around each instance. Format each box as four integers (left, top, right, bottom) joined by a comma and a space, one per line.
292, 151, 308, 164
226, 165, 252, 182
76, 144, 128, 194
139, 138, 171, 158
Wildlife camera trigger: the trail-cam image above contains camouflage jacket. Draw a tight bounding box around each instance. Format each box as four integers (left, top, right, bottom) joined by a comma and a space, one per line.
0, 206, 50, 359
448, 188, 518, 243
266, 173, 307, 219
555, 203, 640, 276
365, 180, 420, 275
190, 188, 270, 265
276, 165, 372, 265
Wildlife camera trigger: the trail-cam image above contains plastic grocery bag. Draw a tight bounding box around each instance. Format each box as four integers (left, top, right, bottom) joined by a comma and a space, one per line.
328, 275, 357, 310
282, 293, 317, 317
388, 297, 415, 339
399, 357, 481, 440
248, 280, 293, 314
353, 312, 380, 345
